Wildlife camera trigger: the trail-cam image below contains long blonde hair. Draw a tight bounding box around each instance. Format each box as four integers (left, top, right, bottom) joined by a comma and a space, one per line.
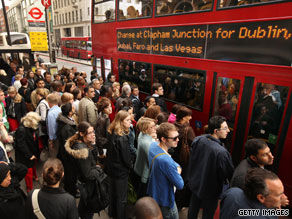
108, 110, 130, 136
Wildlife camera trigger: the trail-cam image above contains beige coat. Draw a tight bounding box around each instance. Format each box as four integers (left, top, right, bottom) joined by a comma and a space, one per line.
78, 96, 98, 127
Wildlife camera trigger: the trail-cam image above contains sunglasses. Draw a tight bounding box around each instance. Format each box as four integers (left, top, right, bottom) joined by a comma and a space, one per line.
166, 135, 179, 141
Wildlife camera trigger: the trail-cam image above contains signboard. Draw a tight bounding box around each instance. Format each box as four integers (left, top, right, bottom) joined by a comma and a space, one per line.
41, 0, 51, 9
28, 2, 45, 27
30, 32, 48, 51
117, 19, 292, 66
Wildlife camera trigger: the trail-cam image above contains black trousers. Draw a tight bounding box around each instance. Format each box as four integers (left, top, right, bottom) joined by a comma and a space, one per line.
109, 175, 129, 219
187, 192, 218, 219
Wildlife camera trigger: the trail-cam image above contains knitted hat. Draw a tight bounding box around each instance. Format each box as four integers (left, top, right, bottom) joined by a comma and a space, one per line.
0, 163, 10, 184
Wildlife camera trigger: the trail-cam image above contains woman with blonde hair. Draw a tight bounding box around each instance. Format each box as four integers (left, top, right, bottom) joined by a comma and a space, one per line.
107, 110, 132, 219
5, 86, 27, 131
35, 88, 50, 149
134, 117, 157, 198
15, 112, 41, 192
112, 82, 121, 100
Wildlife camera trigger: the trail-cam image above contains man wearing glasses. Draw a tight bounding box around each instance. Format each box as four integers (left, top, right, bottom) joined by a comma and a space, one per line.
147, 122, 184, 219
188, 116, 234, 219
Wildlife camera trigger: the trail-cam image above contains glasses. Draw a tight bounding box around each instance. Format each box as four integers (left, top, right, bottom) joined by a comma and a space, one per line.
166, 135, 179, 141
87, 131, 95, 135
219, 127, 229, 131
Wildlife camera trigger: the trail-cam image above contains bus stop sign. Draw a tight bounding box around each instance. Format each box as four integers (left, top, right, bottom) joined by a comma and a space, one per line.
41, 0, 51, 9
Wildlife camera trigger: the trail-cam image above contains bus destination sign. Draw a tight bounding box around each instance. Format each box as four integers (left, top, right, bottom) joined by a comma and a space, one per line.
117, 19, 292, 66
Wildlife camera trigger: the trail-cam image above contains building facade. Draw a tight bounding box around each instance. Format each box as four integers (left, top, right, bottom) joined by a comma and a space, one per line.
0, 7, 9, 33
52, 0, 92, 44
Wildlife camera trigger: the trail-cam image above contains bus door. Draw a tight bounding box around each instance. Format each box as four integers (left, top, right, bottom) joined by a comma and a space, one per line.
246, 79, 290, 170
211, 73, 244, 157
211, 73, 291, 168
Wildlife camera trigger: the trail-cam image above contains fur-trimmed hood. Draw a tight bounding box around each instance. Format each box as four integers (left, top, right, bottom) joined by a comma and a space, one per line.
65, 137, 89, 160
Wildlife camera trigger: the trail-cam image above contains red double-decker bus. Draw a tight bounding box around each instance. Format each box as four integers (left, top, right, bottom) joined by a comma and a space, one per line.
91, 0, 292, 206
61, 37, 92, 60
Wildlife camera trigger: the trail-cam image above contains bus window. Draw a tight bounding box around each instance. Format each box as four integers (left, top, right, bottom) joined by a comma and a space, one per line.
156, 0, 213, 16
87, 42, 92, 51
93, 0, 115, 23
7, 34, 28, 45
104, 59, 112, 78
219, 0, 284, 8
214, 77, 240, 129
80, 41, 87, 50
118, 0, 153, 20
249, 83, 288, 149
153, 65, 206, 111
119, 60, 152, 93
96, 58, 102, 76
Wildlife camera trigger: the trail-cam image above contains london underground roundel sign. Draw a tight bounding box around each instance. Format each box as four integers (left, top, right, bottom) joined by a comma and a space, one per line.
41, 0, 51, 9
29, 7, 43, 20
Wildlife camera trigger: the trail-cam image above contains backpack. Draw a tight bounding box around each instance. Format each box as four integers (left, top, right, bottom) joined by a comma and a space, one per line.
80, 167, 110, 215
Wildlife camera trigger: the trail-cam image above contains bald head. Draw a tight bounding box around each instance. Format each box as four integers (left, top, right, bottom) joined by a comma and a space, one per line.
135, 197, 163, 219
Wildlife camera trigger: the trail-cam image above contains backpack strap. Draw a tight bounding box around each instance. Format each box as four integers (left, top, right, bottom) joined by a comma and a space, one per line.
32, 189, 46, 219
150, 153, 167, 171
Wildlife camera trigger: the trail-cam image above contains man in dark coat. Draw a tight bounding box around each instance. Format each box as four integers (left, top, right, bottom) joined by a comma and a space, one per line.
188, 116, 234, 219
152, 83, 167, 112
231, 138, 274, 189
130, 85, 143, 121
221, 168, 289, 219
91, 79, 101, 103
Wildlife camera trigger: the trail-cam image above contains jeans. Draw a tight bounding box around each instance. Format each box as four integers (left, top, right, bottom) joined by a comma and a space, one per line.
160, 203, 179, 219
187, 193, 218, 219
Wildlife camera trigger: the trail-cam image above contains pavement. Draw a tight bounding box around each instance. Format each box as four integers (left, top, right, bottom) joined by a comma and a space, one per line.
37, 49, 92, 66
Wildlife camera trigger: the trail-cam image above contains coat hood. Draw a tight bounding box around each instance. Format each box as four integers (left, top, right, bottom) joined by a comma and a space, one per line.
57, 113, 76, 126
65, 137, 88, 160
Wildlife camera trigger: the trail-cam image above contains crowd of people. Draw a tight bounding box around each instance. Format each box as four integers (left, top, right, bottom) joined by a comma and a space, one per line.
0, 57, 290, 219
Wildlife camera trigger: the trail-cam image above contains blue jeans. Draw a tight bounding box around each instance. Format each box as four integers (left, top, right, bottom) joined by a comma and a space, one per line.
160, 203, 179, 219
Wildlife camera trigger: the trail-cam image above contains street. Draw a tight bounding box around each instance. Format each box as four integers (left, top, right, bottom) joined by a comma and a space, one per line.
38, 53, 93, 83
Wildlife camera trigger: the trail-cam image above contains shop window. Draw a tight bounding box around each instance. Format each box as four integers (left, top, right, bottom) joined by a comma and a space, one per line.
119, 59, 152, 94
153, 65, 206, 111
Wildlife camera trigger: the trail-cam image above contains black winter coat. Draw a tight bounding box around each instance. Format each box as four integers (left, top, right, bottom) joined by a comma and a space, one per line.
56, 114, 77, 162
65, 140, 100, 183
15, 124, 39, 168
95, 112, 110, 156
25, 186, 78, 219
106, 133, 132, 178
188, 134, 234, 199
5, 96, 27, 122
230, 157, 259, 189
0, 162, 27, 219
